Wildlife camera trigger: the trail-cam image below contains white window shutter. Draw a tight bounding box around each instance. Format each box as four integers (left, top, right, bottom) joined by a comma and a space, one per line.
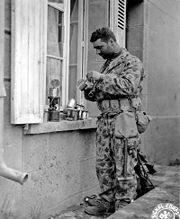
11, 0, 47, 124
110, 0, 126, 47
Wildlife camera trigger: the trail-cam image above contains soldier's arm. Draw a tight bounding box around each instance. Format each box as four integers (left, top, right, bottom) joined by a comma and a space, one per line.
97, 56, 143, 96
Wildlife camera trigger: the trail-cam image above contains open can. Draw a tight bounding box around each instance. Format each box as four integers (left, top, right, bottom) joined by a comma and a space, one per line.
48, 110, 60, 122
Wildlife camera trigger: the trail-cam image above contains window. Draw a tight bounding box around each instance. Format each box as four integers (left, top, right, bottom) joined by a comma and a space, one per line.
11, 0, 88, 124
46, 0, 70, 109
46, 0, 88, 110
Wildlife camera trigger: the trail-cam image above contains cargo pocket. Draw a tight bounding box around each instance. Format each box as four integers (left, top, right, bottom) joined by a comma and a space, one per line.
114, 111, 139, 138
136, 111, 151, 134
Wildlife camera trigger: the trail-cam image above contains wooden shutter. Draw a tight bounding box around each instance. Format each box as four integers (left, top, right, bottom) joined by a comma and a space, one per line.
110, 0, 126, 47
11, 0, 47, 124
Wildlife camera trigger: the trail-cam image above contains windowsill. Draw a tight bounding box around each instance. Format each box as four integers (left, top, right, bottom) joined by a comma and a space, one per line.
24, 117, 97, 135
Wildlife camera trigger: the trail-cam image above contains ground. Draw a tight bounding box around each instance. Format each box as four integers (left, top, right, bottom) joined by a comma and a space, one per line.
48, 165, 180, 219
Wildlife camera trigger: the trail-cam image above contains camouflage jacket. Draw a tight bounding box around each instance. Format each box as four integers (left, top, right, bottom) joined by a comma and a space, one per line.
84, 48, 144, 102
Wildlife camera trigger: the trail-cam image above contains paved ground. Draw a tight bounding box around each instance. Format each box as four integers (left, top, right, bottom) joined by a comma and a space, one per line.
48, 165, 180, 219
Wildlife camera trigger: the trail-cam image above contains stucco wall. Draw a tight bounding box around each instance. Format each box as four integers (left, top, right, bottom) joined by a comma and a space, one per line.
126, 0, 180, 166
2, 124, 98, 217
143, 0, 180, 165
126, 1, 144, 60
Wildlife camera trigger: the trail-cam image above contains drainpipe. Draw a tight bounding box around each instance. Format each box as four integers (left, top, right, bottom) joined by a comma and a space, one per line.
0, 0, 28, 185
0, 73, 28, 186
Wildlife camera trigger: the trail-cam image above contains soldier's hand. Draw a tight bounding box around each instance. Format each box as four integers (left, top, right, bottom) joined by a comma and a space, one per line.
86, 71, 103, 82
84, 82, 93, 91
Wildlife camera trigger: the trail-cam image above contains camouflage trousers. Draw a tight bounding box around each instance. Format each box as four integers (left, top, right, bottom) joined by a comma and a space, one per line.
96, 113, 139, 203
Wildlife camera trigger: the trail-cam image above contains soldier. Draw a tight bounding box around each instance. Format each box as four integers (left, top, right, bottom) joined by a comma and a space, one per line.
79, 27, 154, 217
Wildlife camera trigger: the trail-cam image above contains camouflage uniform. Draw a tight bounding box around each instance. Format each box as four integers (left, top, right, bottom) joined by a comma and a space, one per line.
84, 48, 144, 207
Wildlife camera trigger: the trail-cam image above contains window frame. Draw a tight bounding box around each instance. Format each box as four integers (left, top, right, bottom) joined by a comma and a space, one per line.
76, 0, 89, 106
46, 0, 88, 110
47, 0, 70, 108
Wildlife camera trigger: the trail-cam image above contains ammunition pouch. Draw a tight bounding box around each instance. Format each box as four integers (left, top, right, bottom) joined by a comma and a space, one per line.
97, 98, 133, 114
114, 111, 139, 139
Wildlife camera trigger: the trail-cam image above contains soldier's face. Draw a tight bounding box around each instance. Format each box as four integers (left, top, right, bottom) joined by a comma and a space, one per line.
92, 38, 114, 59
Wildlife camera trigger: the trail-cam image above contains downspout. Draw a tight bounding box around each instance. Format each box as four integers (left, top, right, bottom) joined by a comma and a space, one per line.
0, 0, 28, 185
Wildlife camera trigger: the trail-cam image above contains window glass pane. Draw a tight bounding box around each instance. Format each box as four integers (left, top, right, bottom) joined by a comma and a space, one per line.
70, 0, 78, 20
46, 58, 62, 105
69, 66, 77, 99
47, 4, 64, 107
47, 6, 63, 57
69, 0, 78, 100
58, 12, 64, 56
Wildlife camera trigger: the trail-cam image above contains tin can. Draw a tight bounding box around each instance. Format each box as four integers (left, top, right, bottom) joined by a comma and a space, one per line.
49, 87, 59, 97
66, 108, 79, 121
48, 110, 59, 122
77, 79, 88, 91
67, 98, 76, 108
